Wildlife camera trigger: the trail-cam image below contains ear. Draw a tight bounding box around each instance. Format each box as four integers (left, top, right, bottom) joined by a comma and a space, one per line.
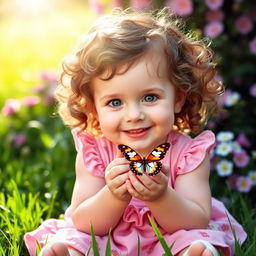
174, 90, 186, 113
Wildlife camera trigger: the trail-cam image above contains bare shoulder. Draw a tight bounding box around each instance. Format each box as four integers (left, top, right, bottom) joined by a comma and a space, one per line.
70, 151, 106, 211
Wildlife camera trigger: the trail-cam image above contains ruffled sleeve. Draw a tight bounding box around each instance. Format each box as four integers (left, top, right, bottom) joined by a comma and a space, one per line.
175, 130, 215, 175
71, 128, 116, 177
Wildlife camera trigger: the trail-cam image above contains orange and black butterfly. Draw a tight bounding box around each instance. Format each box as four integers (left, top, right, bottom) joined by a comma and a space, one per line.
118, 143, 170, 176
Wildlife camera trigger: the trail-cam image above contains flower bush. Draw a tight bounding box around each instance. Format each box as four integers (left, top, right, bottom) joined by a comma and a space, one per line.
1, 71, 76, 214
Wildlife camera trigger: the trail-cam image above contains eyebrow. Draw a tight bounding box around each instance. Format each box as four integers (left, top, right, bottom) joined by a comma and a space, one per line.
99, 93, 122, 103
142, 87, 166, 93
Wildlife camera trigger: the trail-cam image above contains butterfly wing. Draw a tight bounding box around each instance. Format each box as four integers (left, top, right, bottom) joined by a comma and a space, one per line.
129, 162, 144, 176
118, 144, 144, 175
145, 143, 170, 175
146, 161, 162, 176
146, 143, 170, 162
118, 144, 142, 161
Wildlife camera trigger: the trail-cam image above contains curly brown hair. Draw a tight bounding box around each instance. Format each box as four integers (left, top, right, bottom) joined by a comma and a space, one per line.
55, 8, 224, 136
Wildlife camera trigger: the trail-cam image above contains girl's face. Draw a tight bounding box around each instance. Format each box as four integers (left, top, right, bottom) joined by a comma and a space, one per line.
92, 53, 185, 156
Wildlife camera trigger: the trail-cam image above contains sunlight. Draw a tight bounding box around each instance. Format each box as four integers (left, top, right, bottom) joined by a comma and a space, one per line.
11, 0, 54, 18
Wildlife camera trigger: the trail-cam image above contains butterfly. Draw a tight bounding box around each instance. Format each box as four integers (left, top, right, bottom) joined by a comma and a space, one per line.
118, 143, 170, 176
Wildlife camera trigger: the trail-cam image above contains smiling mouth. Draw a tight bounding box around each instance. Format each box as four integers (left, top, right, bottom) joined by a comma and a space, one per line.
124, 127, 150, 134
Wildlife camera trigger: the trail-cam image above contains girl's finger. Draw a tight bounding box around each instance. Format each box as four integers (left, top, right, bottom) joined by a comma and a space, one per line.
149, 171, 168, 186
106, 164, 129, 180
137, 175, 157, 191
129, 171, 150, 195
126, 179, 141, 198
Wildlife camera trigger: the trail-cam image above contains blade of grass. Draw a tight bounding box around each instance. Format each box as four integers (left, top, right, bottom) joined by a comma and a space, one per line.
137, 236, 140, 256
226, 212, 243, 255
85, 247, 91, 256
36, 240, 41, 255
148, 215, 173, 256
90, 222, 100, 256
105, 229, 112, 256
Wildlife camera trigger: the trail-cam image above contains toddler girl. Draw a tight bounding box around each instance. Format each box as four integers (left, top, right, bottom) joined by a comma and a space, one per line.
24, 8, 246, 256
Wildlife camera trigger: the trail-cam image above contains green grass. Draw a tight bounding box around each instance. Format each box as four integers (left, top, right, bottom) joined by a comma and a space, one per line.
0, 179, 255, 255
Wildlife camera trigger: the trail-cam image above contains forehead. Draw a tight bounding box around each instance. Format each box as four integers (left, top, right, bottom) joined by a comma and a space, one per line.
99, 45, 168, 82
91, 51, 170, 99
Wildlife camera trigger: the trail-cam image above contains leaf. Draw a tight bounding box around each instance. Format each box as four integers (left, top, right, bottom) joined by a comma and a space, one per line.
105, 229, 112, 256
148, 215, 173, 256
137, 236, 140, 256
90, 222, 100, 256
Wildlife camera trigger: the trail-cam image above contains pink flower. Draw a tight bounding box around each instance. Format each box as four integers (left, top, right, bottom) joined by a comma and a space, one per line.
205, 10, 224, 22
40, 72, 57, 83
112, 0, 121, 7
14, 134, 26, 147
236, 133, 251, 148
204, 21, 224, 38
249, 84, 256, 97
33, 84, 45, 94
236, 176, 253, 193
235, 16, 253, 35
88, 0, 104, 14
227, 174, 238, 189
2, 98, 21, 116
166, 0, 193, 16
131, 0, 151, 10
205, 0, 223, 10
233, 150, 250, 168
23, 96, 40, 107
207, 120, 217, 129
249, 38, 256, 55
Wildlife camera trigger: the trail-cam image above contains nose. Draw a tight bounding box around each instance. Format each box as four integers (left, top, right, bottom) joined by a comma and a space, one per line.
125, 103, 145, 122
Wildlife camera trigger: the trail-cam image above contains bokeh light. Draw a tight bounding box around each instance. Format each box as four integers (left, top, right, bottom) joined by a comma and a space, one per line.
0, 0, 97, 102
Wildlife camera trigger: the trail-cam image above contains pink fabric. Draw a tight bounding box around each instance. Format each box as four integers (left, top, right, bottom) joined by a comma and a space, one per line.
24, 130, 247, 255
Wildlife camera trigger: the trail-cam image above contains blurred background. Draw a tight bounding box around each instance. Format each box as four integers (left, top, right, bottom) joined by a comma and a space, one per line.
0, 0, 97, 101
0, 0, 255, 255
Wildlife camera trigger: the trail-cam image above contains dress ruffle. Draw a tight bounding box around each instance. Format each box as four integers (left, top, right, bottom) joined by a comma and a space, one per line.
175, 131, 215, 175
72, 129, 116, 178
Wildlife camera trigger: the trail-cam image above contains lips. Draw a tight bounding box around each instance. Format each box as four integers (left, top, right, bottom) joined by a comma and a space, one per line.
123, 127, 150, 138
125, 128, 148, 133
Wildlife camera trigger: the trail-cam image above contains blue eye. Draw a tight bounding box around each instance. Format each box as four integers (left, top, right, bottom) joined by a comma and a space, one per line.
143, 94, 157, 102
108, 99, 122, 107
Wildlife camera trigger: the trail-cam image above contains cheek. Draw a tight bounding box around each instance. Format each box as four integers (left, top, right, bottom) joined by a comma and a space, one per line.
97, 111, 119, 132
150, 106, 175, 125
159, 112, 174, 127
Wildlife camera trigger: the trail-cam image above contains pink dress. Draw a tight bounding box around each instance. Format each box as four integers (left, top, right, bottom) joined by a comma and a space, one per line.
24, 130, 247, 256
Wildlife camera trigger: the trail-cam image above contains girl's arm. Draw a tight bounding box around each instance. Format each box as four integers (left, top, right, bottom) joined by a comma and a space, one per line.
146, 154, 212, 233
70, 150, 131, 236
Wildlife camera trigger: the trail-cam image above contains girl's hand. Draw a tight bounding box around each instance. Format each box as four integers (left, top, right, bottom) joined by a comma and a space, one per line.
126, 165, 169, 201
105, 150, 132, 201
